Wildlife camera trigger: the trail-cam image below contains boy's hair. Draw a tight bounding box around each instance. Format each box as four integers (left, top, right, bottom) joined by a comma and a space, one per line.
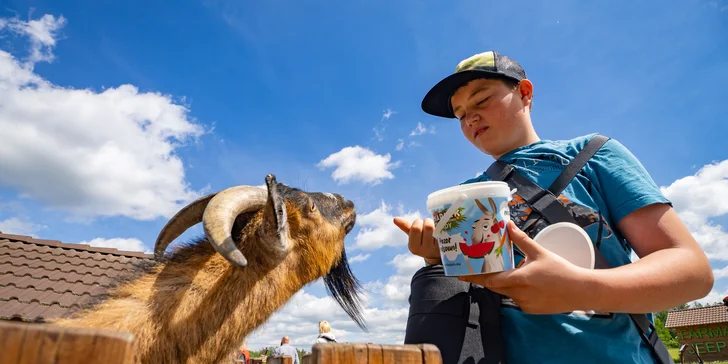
498, 76, 532, 112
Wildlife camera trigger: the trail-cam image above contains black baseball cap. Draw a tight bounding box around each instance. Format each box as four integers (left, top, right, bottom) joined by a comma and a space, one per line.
421, 51, 527, 118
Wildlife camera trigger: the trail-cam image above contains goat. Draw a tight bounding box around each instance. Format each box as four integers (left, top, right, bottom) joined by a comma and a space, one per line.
51, 174, 367, 364
459, 198, 508, 274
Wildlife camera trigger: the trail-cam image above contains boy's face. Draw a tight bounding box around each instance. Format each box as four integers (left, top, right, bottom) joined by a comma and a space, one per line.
450, 78, 531, 158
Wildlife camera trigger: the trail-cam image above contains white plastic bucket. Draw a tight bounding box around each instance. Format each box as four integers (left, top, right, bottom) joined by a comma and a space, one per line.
426, 181, 514, 276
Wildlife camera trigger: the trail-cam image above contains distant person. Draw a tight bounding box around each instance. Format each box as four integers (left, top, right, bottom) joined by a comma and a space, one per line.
272, 336, 300, 364
233, 341, 250, 364
315, 320, 337, 343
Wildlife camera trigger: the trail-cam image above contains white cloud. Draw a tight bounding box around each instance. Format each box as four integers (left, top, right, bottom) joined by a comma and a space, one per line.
365, 253, 424, 306
348, 253, 371, 263
78, 237, 149, 253
690, 287, 728, 306
409, 122, 435, 136
381, 108, 396, 120
317, 146, 400, 185
373, 127, 384, 142
0, 217, 47, 236
244, 288, 409, 352
713, 265, 728, 280
0, 14, 67, 64
352, 201, 422, 250
0, 14, 208, 221
660, 160, 728, 260
395, 139, 404, 151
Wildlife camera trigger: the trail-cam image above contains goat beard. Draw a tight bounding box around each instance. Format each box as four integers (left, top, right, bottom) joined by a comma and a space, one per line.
323, 249, 368, 332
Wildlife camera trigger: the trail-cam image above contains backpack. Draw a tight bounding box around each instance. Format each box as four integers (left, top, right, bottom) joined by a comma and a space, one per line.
484, 134, 674, 364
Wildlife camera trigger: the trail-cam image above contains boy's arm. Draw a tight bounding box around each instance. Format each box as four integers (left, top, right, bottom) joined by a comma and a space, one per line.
589, 202, 713, 313
587, 137, 713, 312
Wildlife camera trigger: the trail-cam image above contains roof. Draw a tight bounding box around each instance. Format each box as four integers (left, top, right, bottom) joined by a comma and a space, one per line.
665, 304, 728, 328
0, 231, 155, 323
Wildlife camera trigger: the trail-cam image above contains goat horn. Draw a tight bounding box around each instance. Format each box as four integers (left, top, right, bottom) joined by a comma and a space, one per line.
202, 185, 268, 268
154, 192, 219, 260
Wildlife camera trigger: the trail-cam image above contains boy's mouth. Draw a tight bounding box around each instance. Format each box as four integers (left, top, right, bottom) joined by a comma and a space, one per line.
474, 126, 489, 139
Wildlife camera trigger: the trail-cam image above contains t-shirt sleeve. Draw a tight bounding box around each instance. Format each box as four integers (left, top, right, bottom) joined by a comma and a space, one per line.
589, 137, 672, 223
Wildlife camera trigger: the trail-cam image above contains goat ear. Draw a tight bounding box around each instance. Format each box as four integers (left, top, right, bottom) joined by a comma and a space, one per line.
265, 174, 288, 231
261, 174, 290, 255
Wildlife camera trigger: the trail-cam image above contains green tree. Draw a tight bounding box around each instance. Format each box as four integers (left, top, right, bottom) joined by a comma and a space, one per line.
297, 348, 309, 362
654, 303, 689, 349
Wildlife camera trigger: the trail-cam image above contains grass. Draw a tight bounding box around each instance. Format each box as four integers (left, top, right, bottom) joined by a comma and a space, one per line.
668, 347, 728, 364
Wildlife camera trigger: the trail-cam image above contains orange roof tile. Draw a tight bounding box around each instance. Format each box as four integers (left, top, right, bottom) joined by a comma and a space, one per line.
665, 304, 728, 328
0, 232, 155, 323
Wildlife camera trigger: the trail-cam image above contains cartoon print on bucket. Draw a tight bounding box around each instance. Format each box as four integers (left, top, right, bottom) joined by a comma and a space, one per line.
427, 182, 514, 276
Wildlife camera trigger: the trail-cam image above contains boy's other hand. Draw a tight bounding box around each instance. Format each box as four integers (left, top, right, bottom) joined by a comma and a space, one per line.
458, 220, 593, 314
393, 217, 441, 265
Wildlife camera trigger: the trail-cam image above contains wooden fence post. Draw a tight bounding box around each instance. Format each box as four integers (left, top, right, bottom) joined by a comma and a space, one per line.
267, 355, 293, 364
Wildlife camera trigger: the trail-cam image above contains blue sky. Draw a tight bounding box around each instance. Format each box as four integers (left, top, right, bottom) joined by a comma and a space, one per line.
0, 0, 726, 351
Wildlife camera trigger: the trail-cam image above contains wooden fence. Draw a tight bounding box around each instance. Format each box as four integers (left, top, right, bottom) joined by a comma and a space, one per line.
1, 321, 442, 364
251, 343, 441, 364
0, 320, 135, 364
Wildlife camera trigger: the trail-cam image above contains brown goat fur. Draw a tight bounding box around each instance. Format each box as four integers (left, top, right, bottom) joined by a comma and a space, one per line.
51, 180, 365, 364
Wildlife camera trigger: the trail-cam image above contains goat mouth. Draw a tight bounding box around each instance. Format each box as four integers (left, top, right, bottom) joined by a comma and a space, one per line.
344, 214, 356, 234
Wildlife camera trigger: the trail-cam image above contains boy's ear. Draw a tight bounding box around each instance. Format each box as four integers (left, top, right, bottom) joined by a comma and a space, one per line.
519, 79, 533, 100
518, 79, 534, 109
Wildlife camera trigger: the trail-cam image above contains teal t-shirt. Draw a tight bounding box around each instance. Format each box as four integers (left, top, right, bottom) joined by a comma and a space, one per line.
461, 133, 671, 364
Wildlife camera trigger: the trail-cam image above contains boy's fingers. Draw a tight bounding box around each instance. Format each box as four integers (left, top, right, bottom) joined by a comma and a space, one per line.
393, 217, 411, 234
422, 218, 435, 240
409, 219, 424, 252
507, 221, 543, 259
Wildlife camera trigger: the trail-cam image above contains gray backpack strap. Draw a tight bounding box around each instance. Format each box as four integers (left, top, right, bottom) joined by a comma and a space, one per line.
485, 134, 674, 364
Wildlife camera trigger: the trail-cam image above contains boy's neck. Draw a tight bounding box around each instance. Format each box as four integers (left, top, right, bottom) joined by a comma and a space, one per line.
492, 129, 541, 160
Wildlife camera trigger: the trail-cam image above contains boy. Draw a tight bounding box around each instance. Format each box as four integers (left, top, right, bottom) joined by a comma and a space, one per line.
394, 51, 713, 363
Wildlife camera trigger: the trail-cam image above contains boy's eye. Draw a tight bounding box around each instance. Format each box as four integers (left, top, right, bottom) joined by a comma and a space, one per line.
477, 97, 489, 105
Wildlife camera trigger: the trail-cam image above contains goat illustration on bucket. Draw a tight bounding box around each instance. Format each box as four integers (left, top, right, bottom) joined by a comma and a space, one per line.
427, 182, 515, 276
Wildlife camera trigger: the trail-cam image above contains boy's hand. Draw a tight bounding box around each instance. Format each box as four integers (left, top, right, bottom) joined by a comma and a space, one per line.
458, 220, 594, 314
393, 217, 441, 265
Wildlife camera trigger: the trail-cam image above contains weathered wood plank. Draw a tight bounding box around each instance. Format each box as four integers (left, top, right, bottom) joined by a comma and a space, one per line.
0, 320, 28, 364
417, 344, 442, 364
293, 342, 442, 364
0, 320, 135, 364
366, 343, 383, 364
268, 355, 293, 364
380, 344, 422, 363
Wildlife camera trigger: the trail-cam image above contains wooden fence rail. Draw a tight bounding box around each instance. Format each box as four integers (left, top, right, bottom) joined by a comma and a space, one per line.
1, 321, 442, 364
252, 343, 441, 364
0, 320, 135, 364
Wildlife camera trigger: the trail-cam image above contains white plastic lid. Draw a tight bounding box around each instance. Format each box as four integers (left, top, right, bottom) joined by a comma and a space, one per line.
532, 222, 595, 270
426, 181, 511, 209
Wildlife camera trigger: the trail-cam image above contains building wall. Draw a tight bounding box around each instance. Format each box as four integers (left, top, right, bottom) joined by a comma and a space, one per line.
674, 323, 728, 362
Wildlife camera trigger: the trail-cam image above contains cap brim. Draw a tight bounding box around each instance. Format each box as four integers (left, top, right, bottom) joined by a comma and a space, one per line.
421, 70, 502, 119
